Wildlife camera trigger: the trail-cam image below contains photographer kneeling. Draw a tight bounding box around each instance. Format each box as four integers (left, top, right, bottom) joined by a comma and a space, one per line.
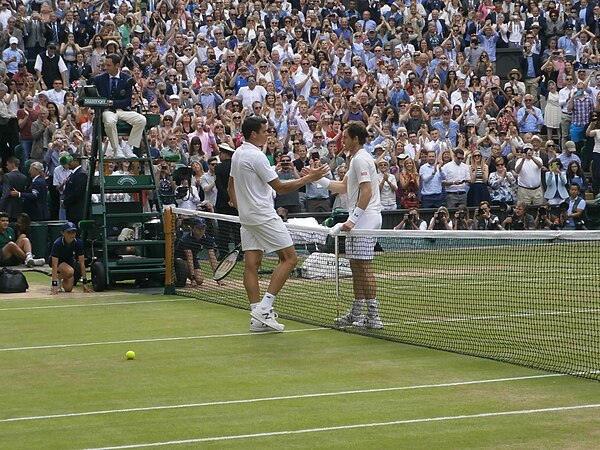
501, 201, 534, 230
453, 205, 473, 230
534, 204, 556, 229
428, 206, 453, 230
394, 208, 427, 230
471, 201, 503, 230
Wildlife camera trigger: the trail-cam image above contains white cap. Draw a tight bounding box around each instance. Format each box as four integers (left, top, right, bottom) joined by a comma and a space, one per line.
9, 37, 18, 45
169, 94, 180, 101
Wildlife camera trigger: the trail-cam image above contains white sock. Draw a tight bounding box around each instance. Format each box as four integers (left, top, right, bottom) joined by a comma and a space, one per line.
25, 252, 32, 260
258, 292, 276, 310
367, 299, 379, 315
250, 303, 258, 310
352, 300, 365, 315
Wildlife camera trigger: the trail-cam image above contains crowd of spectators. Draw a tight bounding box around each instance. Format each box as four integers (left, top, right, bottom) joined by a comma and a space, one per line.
0, 0, 598, 240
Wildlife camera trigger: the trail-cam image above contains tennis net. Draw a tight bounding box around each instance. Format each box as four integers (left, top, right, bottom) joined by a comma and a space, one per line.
164, 207, 600, 380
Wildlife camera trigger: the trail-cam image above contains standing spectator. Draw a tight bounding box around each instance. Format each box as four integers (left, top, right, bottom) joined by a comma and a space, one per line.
275, 154, 302, 215
62, 156, 87, 226
378, 160, 398, 211
442, 149, 470, 208
567, 82, 594, 156
467, 150, 491, 207
2, 37, 25, 77
559, 74, 577, 148
236, 76, 267, 110
585, 119, 600, 196
544, 158, 569, 207
517, 94, 544, 135
11, 161, 49, 222
488, 157, 516, 204
0, 82, 18, 171
200, 156, 218, 207
519, 43, 541, 99
515, 144, 544, 207
0, 157, 27, 221
34, 42, 68, 92
419, 150, 445, 208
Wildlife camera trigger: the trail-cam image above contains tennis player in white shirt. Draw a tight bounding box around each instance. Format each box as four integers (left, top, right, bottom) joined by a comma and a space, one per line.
228, 116, 330, 332
316, 121, 384, 329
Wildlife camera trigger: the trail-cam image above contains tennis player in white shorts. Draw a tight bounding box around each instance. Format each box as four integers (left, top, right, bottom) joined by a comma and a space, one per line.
316, 121, 383, 329
228, 116, 330, 332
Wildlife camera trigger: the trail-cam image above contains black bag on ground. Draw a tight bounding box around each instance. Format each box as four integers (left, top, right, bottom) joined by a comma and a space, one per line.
0, 268, 29, 293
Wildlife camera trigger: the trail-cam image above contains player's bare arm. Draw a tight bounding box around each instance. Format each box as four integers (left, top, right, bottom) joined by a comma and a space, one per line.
269, 163, 330, 194
227, 176, 237, 209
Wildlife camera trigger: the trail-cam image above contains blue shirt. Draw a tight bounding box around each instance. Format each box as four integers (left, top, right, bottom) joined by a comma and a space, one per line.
477, 31, 499, 61
50, 237, 84, 266
432, 120, 460, 147
419, 163, 445, 195
517, 106, 544, 132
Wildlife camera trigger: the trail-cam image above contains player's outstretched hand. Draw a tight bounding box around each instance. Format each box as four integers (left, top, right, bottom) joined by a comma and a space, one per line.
302, 160, 331, 180
341, 220, 355, 232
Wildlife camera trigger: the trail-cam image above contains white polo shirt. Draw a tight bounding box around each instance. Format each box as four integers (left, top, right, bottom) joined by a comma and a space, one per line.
230, 141, 279, 226
346, 148, 381, 214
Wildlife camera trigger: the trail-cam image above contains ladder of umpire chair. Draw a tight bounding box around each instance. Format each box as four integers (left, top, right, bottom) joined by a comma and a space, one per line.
82, 101, 164, 290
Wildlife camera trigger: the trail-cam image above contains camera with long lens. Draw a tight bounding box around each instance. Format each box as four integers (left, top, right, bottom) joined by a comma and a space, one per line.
477, 207, 484, 216
408, 212, 416, 221
513, 219, 526, 230
538, 206, 547, 217
175, 185, 189, 199
458, 211, 465, 219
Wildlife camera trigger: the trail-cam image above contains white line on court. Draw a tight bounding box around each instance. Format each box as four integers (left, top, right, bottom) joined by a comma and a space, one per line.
0, 298, 196, 312
0, 373, 568, 424
83, 403, 600, 449
0, 327, 329, 352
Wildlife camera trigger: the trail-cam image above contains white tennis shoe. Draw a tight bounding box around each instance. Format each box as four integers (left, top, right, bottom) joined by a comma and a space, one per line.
250, 307, 285, 332
334, 309, 365, 326
352, 314, 384, 329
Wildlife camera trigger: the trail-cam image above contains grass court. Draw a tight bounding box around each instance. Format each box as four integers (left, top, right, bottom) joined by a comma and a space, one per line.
1, 270, 600, 449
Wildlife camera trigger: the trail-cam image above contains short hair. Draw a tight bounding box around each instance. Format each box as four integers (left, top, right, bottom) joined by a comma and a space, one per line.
105, 53, 121, 66
454, 149, 464, 157
242, 116, 267, 139
345, 121, 369, 145
30, 161, 44, 173
7, 156, 19, 167
0, 211, 8, 219
208, 156, 218, 164
569, 182, 581, 190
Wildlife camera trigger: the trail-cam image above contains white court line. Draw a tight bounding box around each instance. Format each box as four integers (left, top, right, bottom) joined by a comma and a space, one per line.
0, 328, 329, 352
0, 298, 196, 312
385, 308, 600, 327
83, 403, 600, 449
0, 373, 568, 424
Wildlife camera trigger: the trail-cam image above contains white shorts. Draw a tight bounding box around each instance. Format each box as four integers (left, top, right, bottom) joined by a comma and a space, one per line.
241, 217, 294, 253
345, 212, 382, 260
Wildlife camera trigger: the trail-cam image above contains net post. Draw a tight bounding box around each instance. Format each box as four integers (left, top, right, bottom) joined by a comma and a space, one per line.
163, 206, 175, 295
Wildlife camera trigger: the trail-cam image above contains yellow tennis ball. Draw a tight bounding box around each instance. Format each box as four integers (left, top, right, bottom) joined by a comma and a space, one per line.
126, 350, 136, 360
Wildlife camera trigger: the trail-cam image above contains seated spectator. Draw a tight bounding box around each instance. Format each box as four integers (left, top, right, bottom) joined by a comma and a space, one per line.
174, 218, 219, 286
394, 208, 427, 231
471, 201, 503, 230
501, 201, 535, 230
428, 206, 453, 230
563, 183, 587, 230
0, 211, 44, 267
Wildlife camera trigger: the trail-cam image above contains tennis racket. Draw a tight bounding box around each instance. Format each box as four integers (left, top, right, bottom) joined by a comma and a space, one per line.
213, 244, 242, 281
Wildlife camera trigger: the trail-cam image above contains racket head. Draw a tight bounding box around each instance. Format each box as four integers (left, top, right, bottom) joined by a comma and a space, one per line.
213, 249, 240, 281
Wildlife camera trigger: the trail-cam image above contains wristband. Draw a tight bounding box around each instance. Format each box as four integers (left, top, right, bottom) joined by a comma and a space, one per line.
348, 207, 365, 224
82, 279, 88, 285
315, 177, 331, 189
52, 280, 58, 287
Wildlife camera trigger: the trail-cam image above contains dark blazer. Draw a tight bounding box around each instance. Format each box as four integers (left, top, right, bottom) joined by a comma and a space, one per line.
422, 19, 449, 37
520, 53, 542, 79
525, 15, 547, 35
93, 71, 133, 111
21, 175, 49, 221
63, 166, 87, 225
69, 62, 93, 84
0, 169, 28, 219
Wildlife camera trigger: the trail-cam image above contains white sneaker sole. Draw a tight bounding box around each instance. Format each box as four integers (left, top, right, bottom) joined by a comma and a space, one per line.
250, 319, 280, 332
250, 310, 285, 332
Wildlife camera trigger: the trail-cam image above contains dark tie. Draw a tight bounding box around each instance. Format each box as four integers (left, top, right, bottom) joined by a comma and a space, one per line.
110, 77, 117, 98
54, 23, 59, 41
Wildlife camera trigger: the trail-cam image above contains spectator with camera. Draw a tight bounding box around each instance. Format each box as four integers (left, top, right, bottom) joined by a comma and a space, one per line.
453, 205, 473, 231
395, 208, 427, 231
428, 206, 453, 230
501, 201, 535, 230
472, 201, 503, 230
534, 204, 556, 230
544, 158, 569, 208
515, 143, 544, 206
563, 183, 587, 230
